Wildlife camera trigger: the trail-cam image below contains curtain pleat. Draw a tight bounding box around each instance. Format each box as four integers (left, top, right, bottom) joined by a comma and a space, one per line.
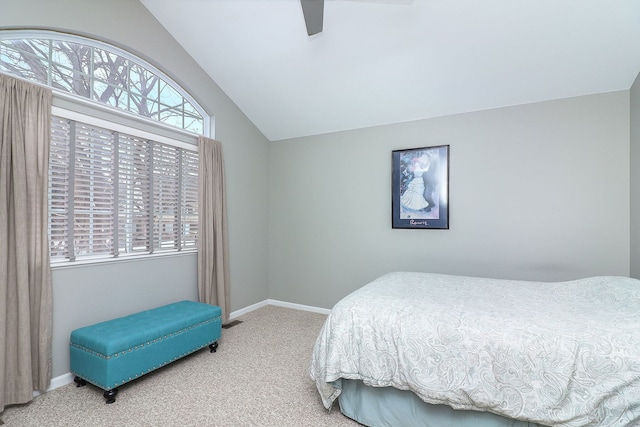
197, 136, 230, 323
0, 74, 53, 412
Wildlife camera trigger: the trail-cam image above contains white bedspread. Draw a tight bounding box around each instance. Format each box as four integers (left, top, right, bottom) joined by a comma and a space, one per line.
310, 272, 640, 427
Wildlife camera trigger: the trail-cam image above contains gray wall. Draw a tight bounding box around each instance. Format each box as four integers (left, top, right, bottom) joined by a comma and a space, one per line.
1, 0, 270, 377
632, 73, 640, 278
269, 92, 631, 309
1, 0, 635, 381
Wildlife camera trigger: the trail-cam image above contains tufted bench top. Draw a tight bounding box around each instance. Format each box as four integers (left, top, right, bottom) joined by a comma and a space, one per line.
70, 300, 222, 357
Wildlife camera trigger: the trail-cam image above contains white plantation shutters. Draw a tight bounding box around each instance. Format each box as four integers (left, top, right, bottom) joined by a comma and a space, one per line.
118, 134, 151, 254
48, 117, 71, 259
181, 150, 199, 249
153, 143, 180, 251
74, 123, 115, 258
48, 116, 198, 262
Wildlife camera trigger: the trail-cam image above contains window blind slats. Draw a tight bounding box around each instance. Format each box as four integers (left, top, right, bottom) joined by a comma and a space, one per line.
73, 124, 115, 258
118, 134, 151, 254
153, 143, 180, 251
49, 117, 71, 259
48, 116, 198, 263
181, 150, 198, 249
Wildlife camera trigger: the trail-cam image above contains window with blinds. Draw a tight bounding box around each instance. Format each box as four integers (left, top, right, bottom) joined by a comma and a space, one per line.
49, 116, 198, 263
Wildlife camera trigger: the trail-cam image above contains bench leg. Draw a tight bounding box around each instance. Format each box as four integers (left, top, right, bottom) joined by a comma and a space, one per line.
104, 388, 118, 404
74, 376, 86, 387
209, 341, 218, 353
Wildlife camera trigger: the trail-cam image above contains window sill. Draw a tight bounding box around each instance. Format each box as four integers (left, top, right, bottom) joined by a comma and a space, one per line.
50, 250, 197, 270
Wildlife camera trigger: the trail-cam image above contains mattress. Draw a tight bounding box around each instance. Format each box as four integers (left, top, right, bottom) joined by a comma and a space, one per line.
310, 272, 640, 426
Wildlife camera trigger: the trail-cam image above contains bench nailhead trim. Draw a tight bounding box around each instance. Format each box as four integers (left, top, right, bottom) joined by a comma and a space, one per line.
70, 315, 221, 390
70, 316, 221, 360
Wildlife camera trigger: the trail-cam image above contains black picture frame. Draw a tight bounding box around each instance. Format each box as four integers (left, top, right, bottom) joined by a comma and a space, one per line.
392, 145, 450, 229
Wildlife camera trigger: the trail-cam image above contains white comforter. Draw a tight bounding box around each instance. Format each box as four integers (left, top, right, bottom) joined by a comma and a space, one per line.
310, 272, 640, 427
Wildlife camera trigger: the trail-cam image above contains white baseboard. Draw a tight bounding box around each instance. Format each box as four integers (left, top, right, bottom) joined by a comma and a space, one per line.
228, 299, 270, 319
43, 300, 330, 394
33, 372, 76, 395
229, 299, 331, 319
48, 372, 75, 391
266, 299, 331, 315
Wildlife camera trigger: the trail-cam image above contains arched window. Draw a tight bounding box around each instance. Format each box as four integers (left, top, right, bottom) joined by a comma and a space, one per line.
0, 30, 208, 264
0, 30, 207, 135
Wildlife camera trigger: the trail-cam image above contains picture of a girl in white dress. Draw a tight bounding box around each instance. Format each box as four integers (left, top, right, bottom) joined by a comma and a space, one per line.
399, 150, 439, 219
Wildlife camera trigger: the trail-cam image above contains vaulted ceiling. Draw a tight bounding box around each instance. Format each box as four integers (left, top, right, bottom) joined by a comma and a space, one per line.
140, 0, 640, 141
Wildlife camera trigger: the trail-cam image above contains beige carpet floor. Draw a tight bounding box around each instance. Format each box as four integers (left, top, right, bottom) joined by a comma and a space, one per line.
1, 305, 361, 427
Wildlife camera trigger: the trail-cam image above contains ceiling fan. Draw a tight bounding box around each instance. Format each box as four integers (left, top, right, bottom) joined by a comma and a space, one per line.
299, 0, 410, 36
300, 0, 324, 36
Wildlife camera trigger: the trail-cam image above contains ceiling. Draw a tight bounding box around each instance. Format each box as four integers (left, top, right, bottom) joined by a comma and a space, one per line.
140, 0, 640, 141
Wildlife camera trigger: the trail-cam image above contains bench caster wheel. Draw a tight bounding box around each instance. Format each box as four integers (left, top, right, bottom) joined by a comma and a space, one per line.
209, 342, 218, 353
74, 376, 86, 387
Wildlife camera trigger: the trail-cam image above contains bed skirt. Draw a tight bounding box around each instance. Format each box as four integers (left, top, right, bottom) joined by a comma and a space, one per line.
339, 379, 547, 427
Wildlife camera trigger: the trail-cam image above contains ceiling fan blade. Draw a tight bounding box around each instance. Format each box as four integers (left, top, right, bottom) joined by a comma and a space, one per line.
300, 0, 324, 36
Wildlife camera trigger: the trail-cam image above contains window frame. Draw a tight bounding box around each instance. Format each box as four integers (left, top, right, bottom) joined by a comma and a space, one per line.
0, 29, 210, 136
0, 29, 210, 267
49, 106, 200, 267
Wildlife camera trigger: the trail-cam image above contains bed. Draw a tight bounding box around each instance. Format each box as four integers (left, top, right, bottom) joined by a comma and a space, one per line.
309, 272, 640, 427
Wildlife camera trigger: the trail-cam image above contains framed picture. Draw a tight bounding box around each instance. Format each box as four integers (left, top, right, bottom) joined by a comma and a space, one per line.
392, 145, 449, 229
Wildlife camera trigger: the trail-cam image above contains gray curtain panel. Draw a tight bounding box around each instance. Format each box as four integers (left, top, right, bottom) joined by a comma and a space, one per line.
197, 136, 230, 323
0, 74, 53, 412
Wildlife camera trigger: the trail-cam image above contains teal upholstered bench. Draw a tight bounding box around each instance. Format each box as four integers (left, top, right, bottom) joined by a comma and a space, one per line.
70, 300, 222, 403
